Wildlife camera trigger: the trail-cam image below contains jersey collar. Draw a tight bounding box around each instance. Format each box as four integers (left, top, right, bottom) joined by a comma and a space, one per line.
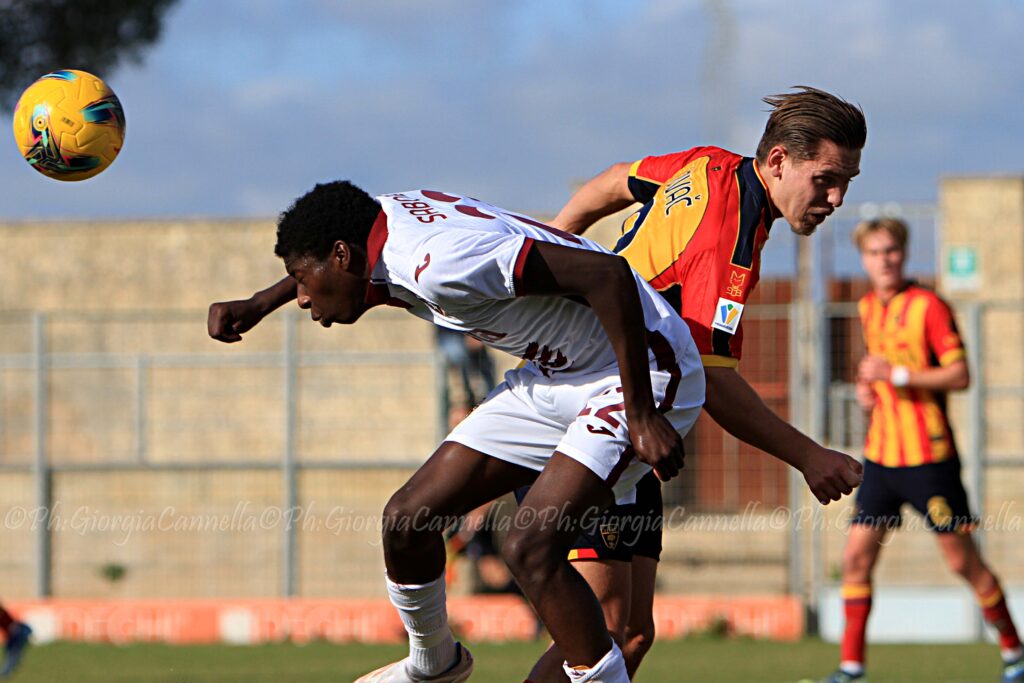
751, 159, 778, 223
365, 209, 389, 274
363, 210, 400, 309
873, 279, 915, 306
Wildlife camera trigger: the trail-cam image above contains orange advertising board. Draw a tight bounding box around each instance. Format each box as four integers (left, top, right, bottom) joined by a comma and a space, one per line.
8, 595, 802, 644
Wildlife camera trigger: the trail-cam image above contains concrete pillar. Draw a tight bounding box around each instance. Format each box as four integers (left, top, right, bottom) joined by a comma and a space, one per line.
940, 177, 1024, 581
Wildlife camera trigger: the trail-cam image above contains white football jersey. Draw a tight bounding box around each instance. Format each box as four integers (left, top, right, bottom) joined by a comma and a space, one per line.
371, 190, 698, 377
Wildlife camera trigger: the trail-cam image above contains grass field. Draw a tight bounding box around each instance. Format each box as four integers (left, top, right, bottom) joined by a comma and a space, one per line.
5, 638, 1006, 683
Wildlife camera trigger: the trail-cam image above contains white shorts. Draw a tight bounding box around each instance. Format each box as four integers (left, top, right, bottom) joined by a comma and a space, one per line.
446, 356, 704, 502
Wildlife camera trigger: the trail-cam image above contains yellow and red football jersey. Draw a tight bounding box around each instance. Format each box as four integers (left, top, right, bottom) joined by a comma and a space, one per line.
617, 146, 775, 367
859, 284, 966, 467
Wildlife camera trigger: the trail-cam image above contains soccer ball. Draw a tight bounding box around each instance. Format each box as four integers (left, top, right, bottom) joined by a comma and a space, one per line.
12, 69, 125, 181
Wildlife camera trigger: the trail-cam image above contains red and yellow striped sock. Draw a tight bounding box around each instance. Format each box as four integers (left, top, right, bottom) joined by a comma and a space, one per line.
840, 582, 873, 667
977, 581, 1022, 652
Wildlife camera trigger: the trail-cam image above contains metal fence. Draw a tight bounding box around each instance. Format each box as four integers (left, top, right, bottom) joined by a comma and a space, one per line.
0, 287, 1021, 615
0, 308, 446, 599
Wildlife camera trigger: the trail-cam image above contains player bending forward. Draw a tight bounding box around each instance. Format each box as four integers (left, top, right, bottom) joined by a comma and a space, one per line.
209, 181, 710, 682
525, 86, 868, 682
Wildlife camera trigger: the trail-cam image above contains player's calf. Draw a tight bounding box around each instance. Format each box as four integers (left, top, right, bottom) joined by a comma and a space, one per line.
504, 456, 630, 681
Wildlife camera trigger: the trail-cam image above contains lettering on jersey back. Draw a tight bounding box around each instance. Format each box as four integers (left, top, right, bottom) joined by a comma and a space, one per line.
663, 170, 703, 215
387, 192, 448, 224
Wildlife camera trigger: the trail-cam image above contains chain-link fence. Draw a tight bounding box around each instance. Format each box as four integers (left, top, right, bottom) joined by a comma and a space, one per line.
0, 308, 442, 599
1, 209, 1021, 630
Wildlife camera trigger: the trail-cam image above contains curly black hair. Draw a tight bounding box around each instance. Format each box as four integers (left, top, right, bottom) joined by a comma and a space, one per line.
274, 180, 380, 260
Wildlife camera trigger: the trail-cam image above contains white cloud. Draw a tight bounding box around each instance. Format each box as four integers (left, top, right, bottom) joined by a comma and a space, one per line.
1, 0, 1022, 218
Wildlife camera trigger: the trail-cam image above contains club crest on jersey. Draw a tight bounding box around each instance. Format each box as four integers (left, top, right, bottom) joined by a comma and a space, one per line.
712, 298, 744, 335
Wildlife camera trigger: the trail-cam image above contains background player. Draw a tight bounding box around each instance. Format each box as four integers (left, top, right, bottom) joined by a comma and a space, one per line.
817, 218, 1024, 683
209, 181, 709, 683
525, 86, 869, 681
0, 601, 31, 678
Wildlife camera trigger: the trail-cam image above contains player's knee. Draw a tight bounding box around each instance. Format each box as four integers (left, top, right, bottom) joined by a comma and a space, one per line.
381, 491, 430, 554
501, 528, 559, 587
945, 549, 978, 579
842, 545, 875, 579
624, 619, 655, 662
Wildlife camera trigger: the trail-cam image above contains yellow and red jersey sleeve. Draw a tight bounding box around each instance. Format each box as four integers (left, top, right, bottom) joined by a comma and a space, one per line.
924, 294, 965, 367
616, 147, 773, 368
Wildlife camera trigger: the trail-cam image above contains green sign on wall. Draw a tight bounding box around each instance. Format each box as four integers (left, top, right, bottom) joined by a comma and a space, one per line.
945, 246, 980, 292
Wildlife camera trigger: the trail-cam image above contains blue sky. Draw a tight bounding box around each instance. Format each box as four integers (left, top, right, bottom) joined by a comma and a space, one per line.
2, 0, 1022, 267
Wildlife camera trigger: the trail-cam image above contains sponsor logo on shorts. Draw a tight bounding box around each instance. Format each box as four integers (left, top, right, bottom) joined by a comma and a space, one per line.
927, 495, 954, 527
712, 297, 744, 335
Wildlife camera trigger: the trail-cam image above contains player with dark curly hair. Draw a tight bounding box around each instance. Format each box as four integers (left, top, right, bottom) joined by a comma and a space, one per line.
209, 181, 717, 683
273, 180, 381, 261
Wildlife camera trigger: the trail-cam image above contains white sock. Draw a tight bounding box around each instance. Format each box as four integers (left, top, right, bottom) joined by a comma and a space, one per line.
562, 642, 630, 683
1003, 646, 1024, 663
386, 573, 456, 676
839, 660, 865, 676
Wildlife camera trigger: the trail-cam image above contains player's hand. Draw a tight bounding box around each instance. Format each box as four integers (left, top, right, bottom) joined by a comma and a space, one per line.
630, 410, 685, 482
207, 298, 266, 343
801, 446, 863, 505
857, 355, 892, 384
854, 380, 876, 411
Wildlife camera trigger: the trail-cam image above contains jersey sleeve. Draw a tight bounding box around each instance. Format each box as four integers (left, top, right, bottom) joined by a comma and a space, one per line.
407, 229, 532, 305
925, 295, 966, 366
628, 147, 715, 204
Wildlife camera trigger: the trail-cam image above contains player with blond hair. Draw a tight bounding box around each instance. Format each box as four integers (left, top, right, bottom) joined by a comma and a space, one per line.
816, 218, 1024, 683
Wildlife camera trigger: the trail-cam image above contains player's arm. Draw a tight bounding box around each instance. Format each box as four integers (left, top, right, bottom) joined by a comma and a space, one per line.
703, 365, 863, 504
207, 276, 297, 343
857, 356, 969, 392
854, 378, 876, 411
518, 241, 685, 481
550, 162, 635, 235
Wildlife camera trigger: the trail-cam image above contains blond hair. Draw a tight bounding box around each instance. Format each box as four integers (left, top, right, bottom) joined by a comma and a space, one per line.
852, 217, 909, 251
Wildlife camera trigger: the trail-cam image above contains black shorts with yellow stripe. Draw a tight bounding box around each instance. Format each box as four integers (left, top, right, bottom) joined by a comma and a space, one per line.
515, 470, 663, 562
851, 457, 978, 533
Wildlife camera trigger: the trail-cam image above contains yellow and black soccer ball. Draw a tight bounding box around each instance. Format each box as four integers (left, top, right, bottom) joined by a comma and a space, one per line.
12, 69, 126, 181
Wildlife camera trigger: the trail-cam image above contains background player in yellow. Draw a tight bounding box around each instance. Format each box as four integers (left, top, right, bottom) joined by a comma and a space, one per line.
817, 218, 1024, 683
